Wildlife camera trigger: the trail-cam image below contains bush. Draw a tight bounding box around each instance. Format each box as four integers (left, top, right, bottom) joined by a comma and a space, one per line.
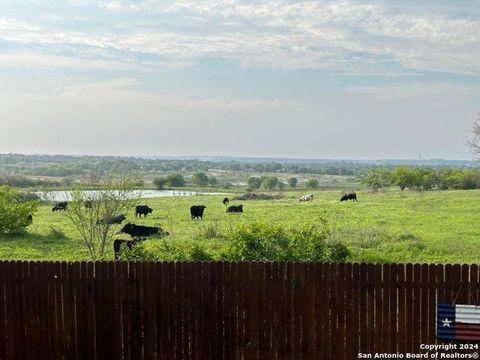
0, 186, 38, 235
327, 240, 350, 261
153, 177, 167, 190
225, 221, 333, 261
208, 175, 218, 186
247, 177, 262, 190
261, 176, 279, 190
191, 172, 209, 187
287, 177, 298, 188
305, 179, 319, 189
165, 173, 185, 187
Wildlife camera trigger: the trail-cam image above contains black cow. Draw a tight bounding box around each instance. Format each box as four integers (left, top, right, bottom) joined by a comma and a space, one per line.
226, 205, 243, 213
52, 201, 68, 212
190, 205, 207, 220
27, 214, 33, 224
135, 205, 153, 218
120, 223, 167, 238
223, 197, 230, 206
113, 238, 145, 260
98, 214, 126, 225
340, 192, 357, 202
85, 200, 93, 209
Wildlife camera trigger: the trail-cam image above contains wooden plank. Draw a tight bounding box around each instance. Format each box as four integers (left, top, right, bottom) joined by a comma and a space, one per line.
427, 264, 437, 345
292, 262, 303, 360
405, 263, 413, 353
389, 264, 398, 352
420, 264, 429, 345
412, 264, 421, 349
285, 262, 294, 360
366, 263, 375, 354
336, 263, 346, 360
302, 262, 316, 360
359, 263, 368, 353
397, 264, 406, 353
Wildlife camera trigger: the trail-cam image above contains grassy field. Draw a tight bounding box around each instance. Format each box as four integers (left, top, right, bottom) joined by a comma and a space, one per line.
1, 189, 479, 263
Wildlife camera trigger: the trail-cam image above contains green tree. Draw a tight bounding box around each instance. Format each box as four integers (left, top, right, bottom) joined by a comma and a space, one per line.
391, 166, 411, 190
64, 176, 141, 260
262, 176, 279, 190
208, 175, 218, 186
247, 177, 262, 190
361, 168, 391, 191
153, 177, 167, 190
165, 173, 185, 187
287, 177, 298, 188
305, 179, 319, 189
0, 186, 38, 235
191, 172, 209, 187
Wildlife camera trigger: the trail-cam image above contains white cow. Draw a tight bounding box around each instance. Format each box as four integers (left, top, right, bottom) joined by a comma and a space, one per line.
299, 194, 314, 202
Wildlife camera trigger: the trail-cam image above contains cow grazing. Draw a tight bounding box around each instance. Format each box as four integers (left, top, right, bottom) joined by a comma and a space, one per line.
226, 205, 243, 213
190, 205, 207, 220
98, 214, 126, 225
299, 194, 314, 202
52, 201, 68, 212
120, 223, 167, 238
135, 205, 153, 218
26, 214, 33, 224
113, 238, 144, 260
340, 192, 357, 202
84, 200, 93, 209
223, 197, 230, 206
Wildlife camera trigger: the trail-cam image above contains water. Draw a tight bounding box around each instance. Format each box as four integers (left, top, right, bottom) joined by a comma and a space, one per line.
37, 189, 223, 202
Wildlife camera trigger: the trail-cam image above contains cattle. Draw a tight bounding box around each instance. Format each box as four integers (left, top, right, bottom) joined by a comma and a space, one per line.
120, 223, 167, 239
113, 238, 145, 260
52, 201, 68, 212
26, 214, 33, 225
226, 205, 243, 213
223, 197, 230, 206
135, 205, 153, 218
299, 194, 314, 202
340, 192, 357, 202
190, 205, 207, 220
84, 200, 93, 209
98, 214, 126, 225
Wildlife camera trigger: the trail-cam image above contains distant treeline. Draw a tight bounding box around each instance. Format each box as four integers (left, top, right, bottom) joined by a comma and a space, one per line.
0, 154, 367, 177
0, 175, 60, 188
362, 166, 480, 191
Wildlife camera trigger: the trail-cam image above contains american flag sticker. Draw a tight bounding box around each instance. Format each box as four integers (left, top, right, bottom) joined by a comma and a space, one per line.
438, 303, 480, 341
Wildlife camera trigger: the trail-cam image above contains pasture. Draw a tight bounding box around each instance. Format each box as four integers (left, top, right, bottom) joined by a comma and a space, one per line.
1, 189, 479, 263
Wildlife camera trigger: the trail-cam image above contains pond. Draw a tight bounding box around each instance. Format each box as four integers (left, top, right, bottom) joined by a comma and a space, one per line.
36, 189, 224, 202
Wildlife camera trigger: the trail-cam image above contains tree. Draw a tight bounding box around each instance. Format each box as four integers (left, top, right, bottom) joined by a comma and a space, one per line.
191, 172, 209, 187
208, 175, 218, 186
262, 176, 279, 190
247, 177, 262, 190
305, 179, 319, 189
391, 166, 412, 190
361, 168, 391, 191
165, 173, 185, 187
64, 176, 141, 260
287, 177, 298, 188
153, 177, 167, 190
0, 186, 38, 235
468, 113, 480, 158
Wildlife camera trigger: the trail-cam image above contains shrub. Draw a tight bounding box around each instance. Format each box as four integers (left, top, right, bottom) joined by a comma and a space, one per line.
0, 186, 38, 235
225, 221, 332, 261
261, 176, 279, 190
153, 177, 167, 190
305, 179, 319, 189
247, 177, 262, 190
287, 177, 298, 188
165, 173, 185, 187
191, 172, 209, 187
327, 240, 350, 262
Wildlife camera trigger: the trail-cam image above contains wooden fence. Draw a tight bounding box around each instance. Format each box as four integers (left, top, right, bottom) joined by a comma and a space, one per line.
0, 261, 479, 359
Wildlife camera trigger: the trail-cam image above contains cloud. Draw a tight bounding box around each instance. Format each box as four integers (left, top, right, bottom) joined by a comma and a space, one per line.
0, 1, 479, 75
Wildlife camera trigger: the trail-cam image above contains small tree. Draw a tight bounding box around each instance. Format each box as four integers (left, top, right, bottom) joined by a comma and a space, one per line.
64, 176, 141, 260
153, 177, 167, 190
262, 176, 279, 190
191, 172, 209, 187
165, 173, 185, 187
208, 175, 218, 186
468, 113, 480, 158
287, 177, 298, 188
247, 177, 262, 190
305, 179, 319, 189
0, 186, 38, 235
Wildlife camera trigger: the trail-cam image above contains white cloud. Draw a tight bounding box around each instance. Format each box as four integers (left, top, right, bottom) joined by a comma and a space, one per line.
0, 1, 479, 74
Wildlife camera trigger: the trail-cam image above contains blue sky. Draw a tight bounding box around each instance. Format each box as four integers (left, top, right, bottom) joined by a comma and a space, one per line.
0, 0, 479, 159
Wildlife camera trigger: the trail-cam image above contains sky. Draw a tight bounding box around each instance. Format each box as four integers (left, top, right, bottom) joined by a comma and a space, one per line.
0, 0, 479, 160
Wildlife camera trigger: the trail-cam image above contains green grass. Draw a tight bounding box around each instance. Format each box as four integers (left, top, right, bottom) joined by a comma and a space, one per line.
1, 189, 480, 263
